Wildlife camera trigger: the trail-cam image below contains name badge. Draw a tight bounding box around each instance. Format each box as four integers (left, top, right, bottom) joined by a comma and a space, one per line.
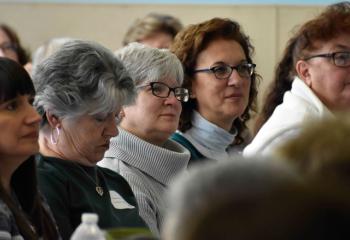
109, 190, 135, 209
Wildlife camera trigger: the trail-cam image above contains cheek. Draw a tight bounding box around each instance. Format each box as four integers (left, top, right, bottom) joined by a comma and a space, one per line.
244, 81, 252, 98
5, 52, 19, 63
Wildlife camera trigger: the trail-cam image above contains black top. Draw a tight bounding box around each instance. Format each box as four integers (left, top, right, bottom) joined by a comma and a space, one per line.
37, 155, 146, 240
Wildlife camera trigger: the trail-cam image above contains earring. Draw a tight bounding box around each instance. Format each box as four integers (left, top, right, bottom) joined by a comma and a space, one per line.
50, 127, 60, 145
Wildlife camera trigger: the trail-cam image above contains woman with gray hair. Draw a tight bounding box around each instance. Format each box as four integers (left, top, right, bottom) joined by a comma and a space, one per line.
99, 42, 191, 237
33, 40, 146, 240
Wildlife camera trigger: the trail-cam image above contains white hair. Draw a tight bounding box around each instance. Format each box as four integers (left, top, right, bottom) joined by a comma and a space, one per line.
115, 42, 184, 88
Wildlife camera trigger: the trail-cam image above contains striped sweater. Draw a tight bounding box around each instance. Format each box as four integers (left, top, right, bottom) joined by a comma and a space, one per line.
99, 127, 190, 237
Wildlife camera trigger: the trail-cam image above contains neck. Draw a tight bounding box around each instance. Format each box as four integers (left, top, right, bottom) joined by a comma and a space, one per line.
0, 156, 25, 194
120, 125, 169, 147
197, 111, 235, 132
39, 133, 94, 166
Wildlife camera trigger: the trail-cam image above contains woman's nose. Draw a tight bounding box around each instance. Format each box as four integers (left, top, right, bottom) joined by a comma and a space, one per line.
25, 104, 42, 125
227, 69, 243, 86
104, 117, 119, 137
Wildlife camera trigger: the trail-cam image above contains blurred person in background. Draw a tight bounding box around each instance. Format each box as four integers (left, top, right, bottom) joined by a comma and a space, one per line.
0, 24, 31, 72
277, 114, 350, 190
122, 13, 183, 49
163, 156, 350, 240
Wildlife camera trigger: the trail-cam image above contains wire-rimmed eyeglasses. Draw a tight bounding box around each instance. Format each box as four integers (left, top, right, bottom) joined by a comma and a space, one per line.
303, 51, 350, 67
139, 82, 189, 102
193, 62, 256, 79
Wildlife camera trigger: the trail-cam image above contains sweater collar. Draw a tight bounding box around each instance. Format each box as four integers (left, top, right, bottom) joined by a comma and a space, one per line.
105, 128, 190, 185
291, 77, 332, 116
183, 111, 236, 159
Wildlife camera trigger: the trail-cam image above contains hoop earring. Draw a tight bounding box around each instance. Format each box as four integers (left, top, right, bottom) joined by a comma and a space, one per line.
50, 127, 60, 145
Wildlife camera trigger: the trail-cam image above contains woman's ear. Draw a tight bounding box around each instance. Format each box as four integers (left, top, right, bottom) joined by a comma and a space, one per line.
296, 60, 312, 87
190, 90, 196, 99
46, 111, 61, 128
119, 108, 125, 118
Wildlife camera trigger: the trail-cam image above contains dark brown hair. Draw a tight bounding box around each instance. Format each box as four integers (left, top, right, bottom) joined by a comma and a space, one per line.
0, 23, 30, 65
170, 17, 260, 145
0, 58, 59, 239
256, 2, 350, 132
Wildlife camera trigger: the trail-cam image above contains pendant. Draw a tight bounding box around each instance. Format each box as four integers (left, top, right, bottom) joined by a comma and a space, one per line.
96, 186, 104, 196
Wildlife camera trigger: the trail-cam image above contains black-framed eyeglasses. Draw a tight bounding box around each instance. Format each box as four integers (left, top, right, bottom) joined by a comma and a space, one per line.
193, 62, 256, 79
140, 82, 189, 102
303, 51, 350, 67
0, 42, 17, 53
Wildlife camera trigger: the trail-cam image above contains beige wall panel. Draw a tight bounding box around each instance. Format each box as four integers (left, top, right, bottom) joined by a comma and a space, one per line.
0, 2, 328, 126
0, 3, 276, 109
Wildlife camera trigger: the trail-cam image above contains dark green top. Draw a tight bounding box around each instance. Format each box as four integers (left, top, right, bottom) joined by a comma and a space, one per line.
37, 155, 146, 240
171, 132, 207, 167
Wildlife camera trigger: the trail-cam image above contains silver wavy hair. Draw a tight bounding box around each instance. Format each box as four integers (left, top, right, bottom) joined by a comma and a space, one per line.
31, 37, 74, 75
33, 40, 135, 124
115, 42, 184, 88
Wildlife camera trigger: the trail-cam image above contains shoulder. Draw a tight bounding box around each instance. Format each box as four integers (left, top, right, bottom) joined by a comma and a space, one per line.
98, 165, 137, 194
37, 155, 70, 182
171, 132, 204, 161
0, 199, 22, 240
0, 199, 12, 220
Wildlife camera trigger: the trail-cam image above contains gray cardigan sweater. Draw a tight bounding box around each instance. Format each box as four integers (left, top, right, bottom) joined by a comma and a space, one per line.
99, 128, 190, 237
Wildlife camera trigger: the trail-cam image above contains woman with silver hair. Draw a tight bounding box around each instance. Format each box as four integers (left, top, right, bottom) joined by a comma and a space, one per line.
33, 40, 146, 240
99, 42, 191, 237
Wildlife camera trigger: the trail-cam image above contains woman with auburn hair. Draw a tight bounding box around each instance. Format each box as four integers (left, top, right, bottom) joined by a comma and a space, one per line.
0, 57, 60, 239
244, 2, 350, 156
170, 17, 260, 164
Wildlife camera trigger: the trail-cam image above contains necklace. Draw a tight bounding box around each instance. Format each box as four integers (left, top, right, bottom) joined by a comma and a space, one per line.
74, 163, 104, 196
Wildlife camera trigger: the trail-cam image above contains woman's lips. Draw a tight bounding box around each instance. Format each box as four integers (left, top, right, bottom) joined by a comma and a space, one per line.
23, 131, 39, 138
225, 93, 243, 99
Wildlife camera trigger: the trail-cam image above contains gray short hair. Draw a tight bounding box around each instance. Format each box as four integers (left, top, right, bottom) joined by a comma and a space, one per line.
115, 42, 184, 88
33, 40, 135, 123
32, 37, 73, 74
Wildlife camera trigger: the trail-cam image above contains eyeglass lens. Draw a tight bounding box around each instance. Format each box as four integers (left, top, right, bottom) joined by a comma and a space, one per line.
150, 82, 189, 102
213, 63, 254, 79
334, 52, 350, 66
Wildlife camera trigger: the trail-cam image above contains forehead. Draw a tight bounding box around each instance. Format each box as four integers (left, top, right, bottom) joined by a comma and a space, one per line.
0, 29, 10, 44
140, 32, 173, 49
312, 33, 350, 53
196, 39, 246, 67
143, 76, 180, 87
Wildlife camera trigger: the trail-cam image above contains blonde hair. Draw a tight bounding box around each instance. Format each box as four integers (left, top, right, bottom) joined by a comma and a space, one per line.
122, 13, 183, 46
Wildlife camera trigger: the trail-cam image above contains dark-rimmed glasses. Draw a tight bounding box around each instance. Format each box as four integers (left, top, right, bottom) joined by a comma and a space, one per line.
193, 62, 256, 79
0, 42, 17, 54
304, 51, 350, 67
140, 82, 189, 102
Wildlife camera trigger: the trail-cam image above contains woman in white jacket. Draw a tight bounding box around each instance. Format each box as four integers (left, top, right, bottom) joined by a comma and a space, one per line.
244, 2, 350, 156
